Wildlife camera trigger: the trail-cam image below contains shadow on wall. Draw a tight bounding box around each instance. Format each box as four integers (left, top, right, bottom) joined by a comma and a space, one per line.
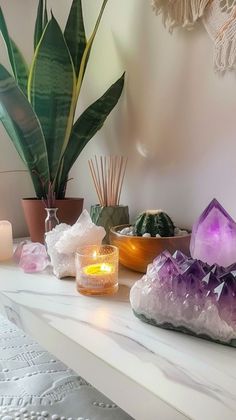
119, 6, 215, 168
104, 3, 204, 217
102, 0, 236, 227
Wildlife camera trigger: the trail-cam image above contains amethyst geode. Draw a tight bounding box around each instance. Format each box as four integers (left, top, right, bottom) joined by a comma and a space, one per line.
190, 198, 236, 267
130, 250, 236, 346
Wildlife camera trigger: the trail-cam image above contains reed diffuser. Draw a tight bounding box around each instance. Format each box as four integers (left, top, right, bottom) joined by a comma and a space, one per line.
89, 156, 129, 243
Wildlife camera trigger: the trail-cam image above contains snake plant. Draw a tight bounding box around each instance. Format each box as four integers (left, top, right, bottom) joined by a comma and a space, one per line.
0, 0, 124, 198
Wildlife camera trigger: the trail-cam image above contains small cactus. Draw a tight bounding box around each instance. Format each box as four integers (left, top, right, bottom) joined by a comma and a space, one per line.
133, 210, 175, 237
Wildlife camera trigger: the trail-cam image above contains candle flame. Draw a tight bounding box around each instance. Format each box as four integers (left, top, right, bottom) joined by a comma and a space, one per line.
101, 263, 112, 273
83, 263, 114, 276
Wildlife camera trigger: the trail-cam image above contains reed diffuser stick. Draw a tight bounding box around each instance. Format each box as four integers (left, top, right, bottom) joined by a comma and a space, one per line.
118, 157, 127, 205
88, 160, 103, 205
88, 155, 127, 207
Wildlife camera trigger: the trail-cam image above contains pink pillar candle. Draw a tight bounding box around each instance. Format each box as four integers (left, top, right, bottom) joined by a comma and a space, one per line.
0, 221, 13, 261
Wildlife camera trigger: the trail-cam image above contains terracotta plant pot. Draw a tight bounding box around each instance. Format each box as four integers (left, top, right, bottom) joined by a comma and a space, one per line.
110, 224, 191, 273
22, 197, 84, 243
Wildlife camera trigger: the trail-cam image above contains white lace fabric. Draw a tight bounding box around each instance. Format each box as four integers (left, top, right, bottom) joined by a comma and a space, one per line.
0, 314, 132, 420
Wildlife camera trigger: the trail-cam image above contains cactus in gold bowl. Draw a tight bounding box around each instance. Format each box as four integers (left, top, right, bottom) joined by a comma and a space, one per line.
110, 210, 191, 273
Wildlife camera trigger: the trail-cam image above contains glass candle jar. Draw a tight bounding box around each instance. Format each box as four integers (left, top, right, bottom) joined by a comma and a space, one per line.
75, 245, 119, 296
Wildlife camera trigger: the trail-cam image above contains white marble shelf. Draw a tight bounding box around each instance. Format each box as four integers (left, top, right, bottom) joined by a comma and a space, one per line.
0, 262, 236, 420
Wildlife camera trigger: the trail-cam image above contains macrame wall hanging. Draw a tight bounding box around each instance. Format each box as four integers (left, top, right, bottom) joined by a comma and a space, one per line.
203, 0, 236, 71
152, 0, 236, 72
152, 0, 210, 31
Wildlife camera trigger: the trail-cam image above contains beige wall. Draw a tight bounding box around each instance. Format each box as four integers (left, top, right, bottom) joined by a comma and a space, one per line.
0, 1, 236, 237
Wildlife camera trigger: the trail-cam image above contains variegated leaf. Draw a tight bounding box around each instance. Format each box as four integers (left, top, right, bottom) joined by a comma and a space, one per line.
64, 0, 86, 78
56, 73, 125, 198
0, 64, 49, 197
11, 39, 28, 96
28, 15, 76, 182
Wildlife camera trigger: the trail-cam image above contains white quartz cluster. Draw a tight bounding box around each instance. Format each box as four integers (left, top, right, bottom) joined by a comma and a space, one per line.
45, 210, 105, 278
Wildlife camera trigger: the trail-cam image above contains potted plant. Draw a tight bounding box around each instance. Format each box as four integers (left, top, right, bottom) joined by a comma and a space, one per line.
0, 0, 125, 242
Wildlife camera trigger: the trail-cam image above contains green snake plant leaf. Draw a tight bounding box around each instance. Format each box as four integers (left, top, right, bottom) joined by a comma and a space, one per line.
11, 39, 28, 95
0, 64, 50, 197
28, 15, 76, 183
0, 7, 17, 77
56, 72, 125, 198
34, 0, 44, 50
64, 0, 86, 78
43, 1, 48, 28
0, 8, 29, 95
76, 0, 108, 99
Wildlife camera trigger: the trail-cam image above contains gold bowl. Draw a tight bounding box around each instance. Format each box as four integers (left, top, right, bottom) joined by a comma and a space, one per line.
110, 225, 191, 273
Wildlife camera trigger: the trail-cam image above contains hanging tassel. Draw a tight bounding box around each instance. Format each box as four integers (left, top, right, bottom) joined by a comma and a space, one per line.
215, 7, 236, 71
203, 0, 236, 71
220, 0, 236, 14
152, 0, 210, 31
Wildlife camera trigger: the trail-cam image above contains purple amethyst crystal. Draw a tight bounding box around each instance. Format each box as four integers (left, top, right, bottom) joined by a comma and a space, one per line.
172, 250, 188, 264
130, 250, 236, 345
157, 257, 180, 285
180, 260, 205, 293
190, 198, 236, 267
202, 271, 219, 290
213, 282, 229, 302
153, 250, 173, 268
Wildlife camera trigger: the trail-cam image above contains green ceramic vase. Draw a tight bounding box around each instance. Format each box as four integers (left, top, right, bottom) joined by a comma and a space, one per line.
90, 205, 129, 243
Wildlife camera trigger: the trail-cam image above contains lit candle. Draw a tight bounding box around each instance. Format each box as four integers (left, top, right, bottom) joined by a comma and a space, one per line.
83, 262, 113, 275
0, 220, 13, 261
76, 245, 119, 296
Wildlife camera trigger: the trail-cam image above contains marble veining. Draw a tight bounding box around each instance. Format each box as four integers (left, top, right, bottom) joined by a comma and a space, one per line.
0, 263, 236, 419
